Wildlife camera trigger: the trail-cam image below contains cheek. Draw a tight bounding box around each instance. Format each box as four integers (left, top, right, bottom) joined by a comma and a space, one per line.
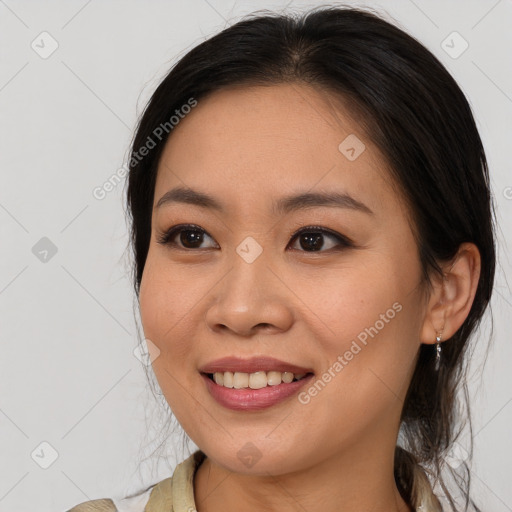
300, 261, 403, 342
138, 253, 204, 416
308, 255, 422, 405
138, 252, 199, 362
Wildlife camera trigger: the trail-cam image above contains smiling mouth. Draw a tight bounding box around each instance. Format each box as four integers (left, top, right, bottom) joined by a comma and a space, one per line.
203, 370, 314, 389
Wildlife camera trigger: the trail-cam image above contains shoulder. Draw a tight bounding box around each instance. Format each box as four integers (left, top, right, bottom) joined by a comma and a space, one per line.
66, 498, 117, 511
66, 490, 153, 512
65, 450, 206, 512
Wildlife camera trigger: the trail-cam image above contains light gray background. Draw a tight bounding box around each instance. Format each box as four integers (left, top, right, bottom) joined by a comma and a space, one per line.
0, 1, 511, 511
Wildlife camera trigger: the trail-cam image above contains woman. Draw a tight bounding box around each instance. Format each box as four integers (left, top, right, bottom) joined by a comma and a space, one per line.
68, 5, 495, 511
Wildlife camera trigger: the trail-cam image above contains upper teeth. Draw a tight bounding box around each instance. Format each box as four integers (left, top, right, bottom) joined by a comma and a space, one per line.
212, 371, 307, 389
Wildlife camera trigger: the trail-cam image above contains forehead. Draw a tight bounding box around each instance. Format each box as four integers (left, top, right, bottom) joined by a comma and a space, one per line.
155, 83, 397, 216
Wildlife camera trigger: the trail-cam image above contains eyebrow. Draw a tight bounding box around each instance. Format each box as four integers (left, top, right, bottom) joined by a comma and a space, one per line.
155, 186, 373, 215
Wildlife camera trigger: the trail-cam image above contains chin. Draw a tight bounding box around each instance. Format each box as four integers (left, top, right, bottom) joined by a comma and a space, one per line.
200, 438, 312, 476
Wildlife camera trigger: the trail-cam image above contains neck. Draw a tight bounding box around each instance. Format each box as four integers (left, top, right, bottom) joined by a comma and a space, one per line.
193, 440, 413, 512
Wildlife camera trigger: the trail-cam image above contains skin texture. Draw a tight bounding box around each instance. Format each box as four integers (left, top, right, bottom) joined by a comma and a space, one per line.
138, 83, 481, 512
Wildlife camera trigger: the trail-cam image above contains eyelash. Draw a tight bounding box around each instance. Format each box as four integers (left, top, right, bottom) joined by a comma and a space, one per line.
156, 223, 354, 253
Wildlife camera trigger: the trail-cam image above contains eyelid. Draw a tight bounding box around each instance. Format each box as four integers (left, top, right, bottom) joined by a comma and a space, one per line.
157, 223, 354, 251
156, 223, 217, 247
288, 225, 354, 247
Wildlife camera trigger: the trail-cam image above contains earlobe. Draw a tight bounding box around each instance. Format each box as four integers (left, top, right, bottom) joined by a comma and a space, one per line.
420, 243, 481, 345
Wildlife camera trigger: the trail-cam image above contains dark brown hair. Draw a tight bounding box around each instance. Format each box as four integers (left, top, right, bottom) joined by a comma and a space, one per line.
124, 5, 496, 509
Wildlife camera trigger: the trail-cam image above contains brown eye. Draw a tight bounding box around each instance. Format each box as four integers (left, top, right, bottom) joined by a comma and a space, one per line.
157, 224, 218, 250
157, 224, 352, 253
288, 226, 353, 252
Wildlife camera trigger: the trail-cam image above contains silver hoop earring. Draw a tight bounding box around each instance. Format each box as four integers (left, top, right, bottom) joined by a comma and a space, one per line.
434, 334, 442, 371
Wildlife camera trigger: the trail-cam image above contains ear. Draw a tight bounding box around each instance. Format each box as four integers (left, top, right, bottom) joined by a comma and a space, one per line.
420, 242, 481, 344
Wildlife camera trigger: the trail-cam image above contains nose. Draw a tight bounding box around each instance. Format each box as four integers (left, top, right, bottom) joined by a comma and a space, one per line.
204, 251, 294, 337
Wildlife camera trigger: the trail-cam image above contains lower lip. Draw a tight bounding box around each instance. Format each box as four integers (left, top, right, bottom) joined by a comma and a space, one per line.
201, 373, 314, 411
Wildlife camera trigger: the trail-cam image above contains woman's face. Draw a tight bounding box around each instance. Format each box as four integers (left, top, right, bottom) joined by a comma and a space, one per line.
139, 83, 427, 475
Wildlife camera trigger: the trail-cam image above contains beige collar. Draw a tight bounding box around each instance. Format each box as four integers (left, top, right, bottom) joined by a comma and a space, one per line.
145, 450, 206, 512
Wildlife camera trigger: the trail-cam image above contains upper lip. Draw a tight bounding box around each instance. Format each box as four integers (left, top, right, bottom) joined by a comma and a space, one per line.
199, 356, 314, 375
